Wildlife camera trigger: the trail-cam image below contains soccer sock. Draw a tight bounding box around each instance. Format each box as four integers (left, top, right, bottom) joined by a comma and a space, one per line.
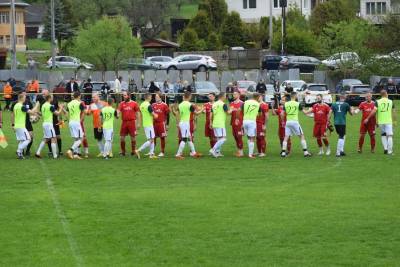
97, 141, 104, 154
235, 136, 243, 150
36, 141, 46, 155
323, 138, 329, 147
47, 141, 52, 152
26, 138, 33, 153
282, 141, 288, 152
317, 138, 323, 147
381, 136, 388, 150
337, 139, 344, 155
370, 135, 376, 151
57, 138, 62, 152
51, 142, 57, 158
18, 140, 31, 153
150, 142, 155, 155
83, 138, 88, 148
248, 140, 254, 156
216, 138, 226, 153
387, 136, 393, 153
342, 136, 346, 152
103, 141, 110, 157
256, 138, 261, 153
71, 140, 82, 151
301, 140, 308, 151
359, 135, 365, 150
131, 140, 136, 152
177, 141, 186, 156
120, 140, 126, 154
188, 141, 196, 154
160, 138, 166, 153
139, 141, 150, 152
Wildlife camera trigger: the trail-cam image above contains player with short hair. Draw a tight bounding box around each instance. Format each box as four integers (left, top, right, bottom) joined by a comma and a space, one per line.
281, 92, 312, 158
210, 92, 231, 158
135, 93, 158, 159
331, 93, 354, 157
375, 90, 396, 155
118, 91, 140, 156
242, 93, 262, 158
11, 93, 37, 159
66, 92, 85, 160
203, 93, 216, 149
357, 92, 377, 153
303, 94, 332, 155
87, 93, 107, 157
256, 97, 269, 157
152, 93, 169, 157
175, 91, 201, 159
229, 91, 244, 157
272, 96, 291, 154
35, 94, 62, 159
101, 98, 118, 159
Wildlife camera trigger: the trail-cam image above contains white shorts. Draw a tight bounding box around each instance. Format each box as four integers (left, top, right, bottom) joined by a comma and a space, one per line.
69, 121, 83, 139
243, 120, 257, 137
213, 128, 226, 138
15, 128, 31, 141
144, 126, 155, 139
179, 121, 191, 138
285, 121, 303, 137
103, 128, 113, 141
43, 122, 56, 139
379, 124, 393, 136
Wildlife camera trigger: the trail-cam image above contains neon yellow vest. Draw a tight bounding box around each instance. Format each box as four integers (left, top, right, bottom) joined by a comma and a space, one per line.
140, 101, 153, 127
212, 100, 226, 128
101, 106, 115, 129
243, 99, 260, 121
41, 102, 54, 124
179, 101, 192, 122
377, 98, 393, 124
13, 102, 26, 129
285, 101, 300, 121
67, 100, 81, 122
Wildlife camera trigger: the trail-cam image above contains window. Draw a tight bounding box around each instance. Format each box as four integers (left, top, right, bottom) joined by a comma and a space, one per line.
5, 36, 10, 46
0, 12, 9, 24
274, 0, 280, 8
303, 0, 309, 9
17, 35, 24, 45
16, 12, 24, 24
376, 2, 387, 14
249, 0, 256, 8
243, 0, 247, 9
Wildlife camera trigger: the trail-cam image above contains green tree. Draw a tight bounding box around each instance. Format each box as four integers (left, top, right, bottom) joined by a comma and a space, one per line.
220, 11, 245, 47
198, 0, 228, 30
178, 28, 200, 51
72, 16, 142, 74
188, 10, 212, 40
310, 0, 356, 35
207, 31, 222, 50
380, 14, 400, 53
272, 25, 319, 56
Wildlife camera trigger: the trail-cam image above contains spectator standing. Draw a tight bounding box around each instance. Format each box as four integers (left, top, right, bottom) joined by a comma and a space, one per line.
3, 82, 13, 110
148, 81, 160, 104
256, 79, 267, 95
101, 82, 112, 101
129, 79, 138, 100
83, 78, 94, 105
114, 76, 122, 103
27, 79, 39, 104
386, 79, 397, 100
65, 77, 79, 102
226, 82, 235, 102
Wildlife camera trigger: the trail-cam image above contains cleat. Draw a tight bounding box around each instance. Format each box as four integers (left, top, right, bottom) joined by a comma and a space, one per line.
216, 152, 224, 157
66, 150, 74, 159
175, 155, 185, 160
84, 153, 89, 159
340, 152, 346, 157
325, 150, 331, 156
103, 156, 109, 160
371, 150, 375, 154
304, 152, 312, 157
358, 149, 362, 154
318, 151, 324, 156
73, 155, 83, 160
17, 152, 24, 160
35, 154, 42, 159
384, 150, 388, 155
158, 152, 165, 157
97, 153, 103, 158
134, 149, 141, 159
248, 155, 256, 159
109, 152, 113, 158
149, 155, 158, 159
258, 153, 266, 157
190, 152, 202, 158
235, 151, 244, 157
119, 152, 126, 157
280, 152, 287, 158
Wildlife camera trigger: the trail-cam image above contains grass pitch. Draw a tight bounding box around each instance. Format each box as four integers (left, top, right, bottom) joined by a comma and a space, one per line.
0, 105, 399, 266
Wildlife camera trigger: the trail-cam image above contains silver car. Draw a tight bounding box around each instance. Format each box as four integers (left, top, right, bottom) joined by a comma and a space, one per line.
47, 56, 94, 70
166, 54, 217, 72
147, 56, 173, 69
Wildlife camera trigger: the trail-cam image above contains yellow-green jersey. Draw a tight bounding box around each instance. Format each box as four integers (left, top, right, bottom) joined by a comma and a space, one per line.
140, 101, 153, 127
284, 101, 300, 121
243, 99, 260, 121
179, 101, 194, 122
101, 106, 116, 129
13, 102, 28, 129
67, 100, 83, 122
41, 102, 55, 124
376, 98, 394, 124
212, 100, 228, 128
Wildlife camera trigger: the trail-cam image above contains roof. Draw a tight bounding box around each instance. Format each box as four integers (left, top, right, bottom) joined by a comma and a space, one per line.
142, 38, 180, 49
0, 0, 29, 7
25, 4, 46, 24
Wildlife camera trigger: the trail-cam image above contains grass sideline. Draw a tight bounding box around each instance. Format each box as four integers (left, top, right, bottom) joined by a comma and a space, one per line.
0, 103, 399, 266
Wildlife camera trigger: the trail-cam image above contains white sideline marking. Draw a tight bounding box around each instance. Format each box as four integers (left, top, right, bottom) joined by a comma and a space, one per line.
40, 161, 84, 267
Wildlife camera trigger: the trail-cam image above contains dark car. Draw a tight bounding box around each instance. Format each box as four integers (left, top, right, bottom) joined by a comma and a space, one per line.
120, 58, 158, 70
346, 84, 372, 106
192, 81, 220, 102
279, 56, 321, 73
335, 79, 363, 94
261, 55, 285, 70
373, 77, 400, 98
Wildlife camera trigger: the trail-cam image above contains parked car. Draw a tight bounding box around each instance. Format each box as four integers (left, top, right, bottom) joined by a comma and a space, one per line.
192, 81, 220, 102
335, 79, 363, 94
166, 55, 217, 72
279, 56, 321, 73
261, 55, 286, 70
321, 52, 360, 70
120, 58, 158, 70
147, 56, 173, 70
374, 51, 400, 61
373, 77, 400, 98
47, 56, 94, 70
280, 80, 306, 93
236, 80, 257, 96
346, 84, 372, 106
299, 83, 332, 106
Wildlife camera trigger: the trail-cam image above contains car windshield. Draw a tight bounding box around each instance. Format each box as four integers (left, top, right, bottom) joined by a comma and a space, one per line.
308, 85, 328, 91
195, 82, 217, 90
353, 86, 371, 93
343, 79, 362, 86
92, 83, 104, 91
237, 81, 255, 88
289, 81, 304, 88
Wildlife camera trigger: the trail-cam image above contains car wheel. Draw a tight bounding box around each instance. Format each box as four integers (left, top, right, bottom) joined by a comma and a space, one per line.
167, 66, 177, 72
198, 65, 207, 72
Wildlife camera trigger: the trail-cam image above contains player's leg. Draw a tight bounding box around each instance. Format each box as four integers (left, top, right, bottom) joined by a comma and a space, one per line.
67, 122, 83, 159
16, 129, 31, 159
297, 123, 311, 157
247, 122, 256, 158
385, 125, 394, 155
358, 123, 366, 153
211, 128, 226, 157
50, 136, 58, 159
281, 124, 292, 157
368, 125, 376, 153
25, 130, 34, 156
321, 124, 330, 155
335, 125, 345, 157
314, 124, 323, 155
120, 122, 127, 156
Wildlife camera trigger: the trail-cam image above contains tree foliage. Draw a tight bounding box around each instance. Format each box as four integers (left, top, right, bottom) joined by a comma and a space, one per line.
188, 10, 212, 40
198, 0, 228, 30
178, 28, 200, 51
72, 16, 142, 73
221, 12, 245, 47
272, 25, 318, 56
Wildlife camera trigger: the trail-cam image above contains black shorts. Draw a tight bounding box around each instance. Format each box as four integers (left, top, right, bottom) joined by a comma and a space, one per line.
26, 122, 33, 132
53, 124, 61, 136
335, 125, 346, 139
94, 128, 103, 140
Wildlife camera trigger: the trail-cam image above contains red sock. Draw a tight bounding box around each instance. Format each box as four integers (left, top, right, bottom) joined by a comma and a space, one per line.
160, 138, 165, 153
323, 138, 329, 146
370, 135, 376, 151
83, 138, 88, 148
287, 138, 292, 153
257, 137, 266, 153
262, 138, 266, 153
359, 135, 365, 150
317, 138, 323, 147
120, 140, 126, 154
131, 140, 136, 152
256, 138, 262, 153
235, 135, 243, 150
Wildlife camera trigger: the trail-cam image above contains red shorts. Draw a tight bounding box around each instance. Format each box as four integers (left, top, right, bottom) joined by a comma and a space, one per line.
205, 123, 214, 138
360, 121, 376, 135
313, 123, 328, 138
154, 122, 167, 138
120, 120, 137, 137
257, 123, 266, 137
231, 126, 243, 137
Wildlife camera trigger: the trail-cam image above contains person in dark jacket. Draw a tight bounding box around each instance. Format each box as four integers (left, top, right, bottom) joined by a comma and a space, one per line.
256, 79, 267, 95
148, 81, 160, 103
83, 78, 93, 105
101, 82, 112, 100
65, 77, 79, 102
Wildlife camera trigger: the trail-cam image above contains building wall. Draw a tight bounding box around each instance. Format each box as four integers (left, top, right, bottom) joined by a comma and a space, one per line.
360, 0, 391, 24
0, 7, 27, 51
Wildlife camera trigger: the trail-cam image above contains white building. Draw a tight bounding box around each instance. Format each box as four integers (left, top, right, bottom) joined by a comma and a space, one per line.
226, 0, 322, 23
360, 0, 400, 24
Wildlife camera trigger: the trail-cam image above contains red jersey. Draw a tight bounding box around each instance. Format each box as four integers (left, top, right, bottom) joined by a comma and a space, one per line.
152, 102, 169, 123
256, 102, 269, 125
359, 101, 376, 123
312, 103, 331, 124
275, 107, 287, 128
118, 101, 139, 121
204, 102, 213, 127
230, 100, 243, 127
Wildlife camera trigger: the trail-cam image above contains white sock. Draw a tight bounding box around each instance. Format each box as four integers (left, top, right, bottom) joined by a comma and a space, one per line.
342, 136, 346, 152
150, 142, 155, 155
319, 147, 324, 153
71, 140, 82, 151
301, 140, 308, 150
214, 138, 226, 153
248, 140, 254, 156
103, 141, 112, 156
282, 141, 287, 151
177, 141, 186, 156
84, 147, 89, 154
97, 141, 104, 153
387, 136, 393, 153
51, 143, 57, 158
18, 140, 31, 153
139, 141, 150, 152
337, 139, 344, 154
36, 141, 46, 155
188, 141, 196, 153
381, 136, 388, 150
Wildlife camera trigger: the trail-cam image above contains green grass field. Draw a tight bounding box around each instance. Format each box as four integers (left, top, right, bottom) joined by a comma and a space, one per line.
0, 103, 399, 266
